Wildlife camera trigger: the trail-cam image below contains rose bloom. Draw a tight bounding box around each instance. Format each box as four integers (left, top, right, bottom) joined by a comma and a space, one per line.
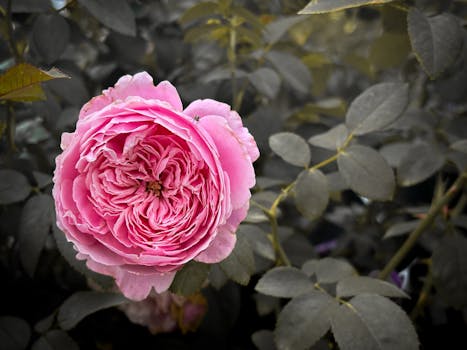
53, 72, 259, 300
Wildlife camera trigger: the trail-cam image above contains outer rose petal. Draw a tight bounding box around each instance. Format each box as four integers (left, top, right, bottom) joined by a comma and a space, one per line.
184, 99, 259, 161
80, 72, 183, 119
195, 227, 236, 263
198, 115, 255, 208
86, 257, 176, 301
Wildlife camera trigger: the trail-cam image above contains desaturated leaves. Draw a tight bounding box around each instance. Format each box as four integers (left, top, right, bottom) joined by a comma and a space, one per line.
346, 82, 409, 135
295, 170, 329, 220
0, 63, 69, 102
31, 14, 70, 64
170, 261, 210, 296
255, 258, 413, 350
0, 170, 30, 204
298, 0, 395, 14
408, 8, 463, 78
0, 316, 31, 350
338, 145, 395, 201
269, 132, 311, 167
219, 233, 255, 285
77, 0, 136, 36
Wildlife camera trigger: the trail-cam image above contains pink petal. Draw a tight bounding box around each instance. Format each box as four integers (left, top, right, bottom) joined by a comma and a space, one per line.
199, 115, 255, 208
184, 99, 230, 119
195, 226, 236, 263
115, 269, 176, 301
80, 72, 183, 119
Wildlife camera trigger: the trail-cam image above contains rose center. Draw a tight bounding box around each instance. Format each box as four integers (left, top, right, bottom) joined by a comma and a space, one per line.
145, 180, 162, 196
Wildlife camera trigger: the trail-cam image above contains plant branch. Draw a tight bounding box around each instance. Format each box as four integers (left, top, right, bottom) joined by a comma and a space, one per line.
379, 173, 467, 279
410, 260, 433, 320
5, 0, 21, 62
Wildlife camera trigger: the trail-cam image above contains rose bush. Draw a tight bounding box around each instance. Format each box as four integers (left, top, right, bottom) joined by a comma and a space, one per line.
53, 72, 259, 301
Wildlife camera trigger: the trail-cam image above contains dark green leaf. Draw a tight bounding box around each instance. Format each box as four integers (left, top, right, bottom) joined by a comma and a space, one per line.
338, 145, 395, 201
219, 233, 255, 285
0, 63, 69, 102
302, 258, 356, 283
269, 132, 311, 167
346, 82, 409, 135
337, 276, 408, 298
255, 267, 313, 298
384, 220, 419, 239
58, 291, 127, 330
408, 8, 463, 78
170, 261, 210, 296
331, 294, 419, 350
298, 0, 395, 14
248, 68, 281, 99
53, 225, 114, 288
78, 0, 136, 36
18, 194, 54, 277
0, 316, 31, 350
308, 124, 348, 150
266, 51, 311, 94
432, 233, 467, 308
397, 142, 445, 187
264, 16, 307, 44
31, 14, 70, 64
451, 139, 467, 154
252, 330, 276, 350
0, 170, 30, 205
275, 290, 339, 350
32, 330, 78, 350
295, 169, 329, 220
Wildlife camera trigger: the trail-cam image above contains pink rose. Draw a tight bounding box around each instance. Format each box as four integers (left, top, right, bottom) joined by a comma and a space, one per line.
53, 72, 259, 301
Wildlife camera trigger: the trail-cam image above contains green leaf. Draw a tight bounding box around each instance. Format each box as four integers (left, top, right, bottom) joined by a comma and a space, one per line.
308, 124, 348, 150
32, 330, 78, 350
451, 139, 467, 154
275, 290, 339, 350
252, 330, 276, 350
219, 233, 255, 285
248, 68, 281, 99
264, 16, 307, 45
18, 194, 55, 277
337, 276, 408, 298
397, 142, 445, 187
0, 170, 30, 204
302, 258, 356, 283
384, 220, 419, 239
0, 63, 69, 102
346, 82, 409, 135
298, 0, 395, 14
239, 224, 275, 261
330, 294, 419, 350
432, 233, 467, 308
78, 0, 136, 36
0, 316, 31, 350
53, 225, 115, 289
407, 8, 463, 78
58, 291, 127, 330
269, 132, 311, 167
170, 261, 210, 296
266, 51, 311, 94
295, 169, 329, 220
31, 14, 70, 64
337, 145, 395, 201
255, 267, 314, 298
179, 1, 219, 25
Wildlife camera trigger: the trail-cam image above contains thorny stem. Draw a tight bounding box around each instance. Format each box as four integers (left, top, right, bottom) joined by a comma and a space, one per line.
5, 0, 21, 62
379, 173, 467, 280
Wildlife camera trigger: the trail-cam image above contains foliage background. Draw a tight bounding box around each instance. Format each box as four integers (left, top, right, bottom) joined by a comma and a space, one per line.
1, 0, 467, 349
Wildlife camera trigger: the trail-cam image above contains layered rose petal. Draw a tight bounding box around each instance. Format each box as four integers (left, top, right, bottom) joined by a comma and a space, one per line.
53, 72, 258, 301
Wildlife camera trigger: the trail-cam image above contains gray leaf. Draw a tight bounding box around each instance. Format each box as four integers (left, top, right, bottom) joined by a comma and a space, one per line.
219, 233, 255, 285
255, 267, 314, 298
302, 257, 356, 283
338, 145, 395, 201
299, 0, 395, 14
308, 124, 348, 150
248, 68, 281, 99
0, 316, 31, 350
269, 132, 311, 167
170, 261, 210, 296
0, 170, 30, 205
266, 51, 311, 94
295, 169, 329, 220
337, 276, 408, 298
32, 330, 78, 350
